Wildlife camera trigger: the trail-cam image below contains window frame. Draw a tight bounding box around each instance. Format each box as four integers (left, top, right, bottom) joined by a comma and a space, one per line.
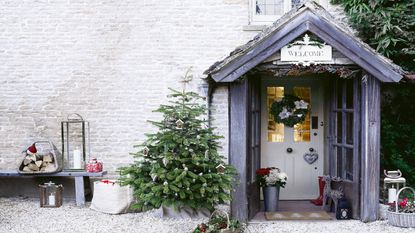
249, 0, 329, 25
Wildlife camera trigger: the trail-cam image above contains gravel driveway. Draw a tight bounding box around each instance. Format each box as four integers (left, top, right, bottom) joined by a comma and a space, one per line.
0, 197, 413, 233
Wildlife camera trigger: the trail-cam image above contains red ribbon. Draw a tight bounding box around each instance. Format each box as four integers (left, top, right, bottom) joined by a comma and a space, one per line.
101, 180, 115, 184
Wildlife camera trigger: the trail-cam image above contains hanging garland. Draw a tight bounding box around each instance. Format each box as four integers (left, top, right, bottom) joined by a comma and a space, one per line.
270, 94, 310, 127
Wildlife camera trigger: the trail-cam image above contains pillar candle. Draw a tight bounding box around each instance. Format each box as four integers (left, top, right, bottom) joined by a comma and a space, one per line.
48, 194, 55, 206
73, 148, 82, 169
388, 188, 397, 203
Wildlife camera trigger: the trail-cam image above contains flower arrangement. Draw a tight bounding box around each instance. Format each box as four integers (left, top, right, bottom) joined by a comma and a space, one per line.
256, 167, 287, 188
386, 187, 415, 228
270, 94, 309, 127
389, 197, 415, 213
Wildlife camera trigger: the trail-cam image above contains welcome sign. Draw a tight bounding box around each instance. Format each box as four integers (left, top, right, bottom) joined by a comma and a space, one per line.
281, 34, 332, 65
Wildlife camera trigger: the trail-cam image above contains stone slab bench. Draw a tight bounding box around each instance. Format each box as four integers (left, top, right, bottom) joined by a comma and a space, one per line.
0, 170, 107, 206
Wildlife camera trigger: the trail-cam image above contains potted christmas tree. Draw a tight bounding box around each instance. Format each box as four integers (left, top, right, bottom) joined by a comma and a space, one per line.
120, 73, 237, 217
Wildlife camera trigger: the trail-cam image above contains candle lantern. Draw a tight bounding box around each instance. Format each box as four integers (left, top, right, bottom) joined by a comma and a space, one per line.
383, 170, 406, 204
336, 197, 351, 220
61, 113, 90, 171
39, 181, 63, 208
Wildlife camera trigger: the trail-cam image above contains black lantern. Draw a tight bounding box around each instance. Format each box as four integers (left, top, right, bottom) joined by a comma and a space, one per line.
336, 197, 351, 220
61, 113, 90, 171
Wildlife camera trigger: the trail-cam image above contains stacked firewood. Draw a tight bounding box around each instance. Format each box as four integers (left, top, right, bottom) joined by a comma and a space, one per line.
22, 153, 54, 172
21, 143, 56, 173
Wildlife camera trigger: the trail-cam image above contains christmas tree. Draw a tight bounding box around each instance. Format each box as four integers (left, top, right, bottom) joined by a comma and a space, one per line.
120, 74, 237, 212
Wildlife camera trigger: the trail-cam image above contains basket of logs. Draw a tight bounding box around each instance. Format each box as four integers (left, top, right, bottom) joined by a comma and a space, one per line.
18, 141, 62, 174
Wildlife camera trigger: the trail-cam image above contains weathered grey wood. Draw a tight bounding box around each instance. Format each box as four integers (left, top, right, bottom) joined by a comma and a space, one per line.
229, 79, 249, 221
75, 176, 85, 206
247, 76, 261, 220
352, 76, 361, 219
210, 9, 402, 83
0, 170, 107, 177
212, 13, 312, 82
360, 74, 381, 222
307, 14, 401, 82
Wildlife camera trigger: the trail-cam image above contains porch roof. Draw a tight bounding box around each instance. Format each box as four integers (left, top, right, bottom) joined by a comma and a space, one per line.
204, 1, 405, 83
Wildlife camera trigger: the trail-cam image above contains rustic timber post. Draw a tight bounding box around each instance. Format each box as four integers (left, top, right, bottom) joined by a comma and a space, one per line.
360, 74, 381, 222
229, 78, 249, 221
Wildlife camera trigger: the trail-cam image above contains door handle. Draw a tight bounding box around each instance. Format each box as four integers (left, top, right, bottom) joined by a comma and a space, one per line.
286, 148, 293, 153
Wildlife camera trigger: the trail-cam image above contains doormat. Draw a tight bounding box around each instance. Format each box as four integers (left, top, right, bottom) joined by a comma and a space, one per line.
265, 211, 332, 221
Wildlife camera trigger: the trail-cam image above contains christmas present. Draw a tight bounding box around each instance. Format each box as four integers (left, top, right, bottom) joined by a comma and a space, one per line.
90, 180, 133, 214
86, 158, 103, 172
18, 141, 62, 174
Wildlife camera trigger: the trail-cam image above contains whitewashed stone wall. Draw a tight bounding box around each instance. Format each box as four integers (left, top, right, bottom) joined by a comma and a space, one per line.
0, 0, 255, 175
0, 0, 345, 175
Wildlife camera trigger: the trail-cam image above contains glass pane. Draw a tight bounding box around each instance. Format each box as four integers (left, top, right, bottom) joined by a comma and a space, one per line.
336, 112, 343, 143
346, 80, 353, 109
346, 113, 353, 145
336, 81, 343, 109
267, 87, 284, 142
345, 148, 353, 181
293, 87, 311, 142
256, 0, 284, 15
336, 146, 343, 177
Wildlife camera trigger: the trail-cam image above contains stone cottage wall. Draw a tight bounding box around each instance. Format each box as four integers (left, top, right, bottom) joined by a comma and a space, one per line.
0, 0, 255, 175
0, 0, 346, 176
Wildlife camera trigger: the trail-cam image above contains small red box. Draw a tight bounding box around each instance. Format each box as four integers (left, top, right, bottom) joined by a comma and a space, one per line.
86, 158, 103, 172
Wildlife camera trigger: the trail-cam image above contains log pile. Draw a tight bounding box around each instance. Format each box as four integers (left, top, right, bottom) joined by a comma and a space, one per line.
21, 153, 56, 172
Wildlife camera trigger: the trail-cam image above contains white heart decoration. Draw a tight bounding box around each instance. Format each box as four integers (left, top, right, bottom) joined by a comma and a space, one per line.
304, 153, 319, 164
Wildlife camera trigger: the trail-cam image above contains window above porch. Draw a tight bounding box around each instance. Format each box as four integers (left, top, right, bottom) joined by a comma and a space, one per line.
250, 0, 328, 25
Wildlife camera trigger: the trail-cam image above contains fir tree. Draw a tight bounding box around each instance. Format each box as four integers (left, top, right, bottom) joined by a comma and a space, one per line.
120, 73, 237, 212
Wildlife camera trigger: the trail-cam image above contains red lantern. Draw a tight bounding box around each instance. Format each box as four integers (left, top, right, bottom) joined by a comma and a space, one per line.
86, 158, 103, 172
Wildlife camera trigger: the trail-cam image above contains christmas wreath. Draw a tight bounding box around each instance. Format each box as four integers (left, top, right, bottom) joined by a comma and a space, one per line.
270, 94, 309, 127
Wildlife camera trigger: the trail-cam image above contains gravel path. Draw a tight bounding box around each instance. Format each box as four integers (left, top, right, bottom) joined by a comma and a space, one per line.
0, 197, 413, 233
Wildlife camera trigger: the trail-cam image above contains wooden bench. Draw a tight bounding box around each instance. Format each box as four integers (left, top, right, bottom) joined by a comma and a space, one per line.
0, 170, 107, 206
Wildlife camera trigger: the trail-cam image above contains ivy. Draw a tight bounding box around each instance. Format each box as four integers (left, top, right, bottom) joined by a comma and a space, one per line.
332, 0, 415, 72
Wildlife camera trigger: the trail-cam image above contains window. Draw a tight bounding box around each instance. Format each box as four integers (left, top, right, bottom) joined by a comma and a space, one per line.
250, 0, 329, 24
267, 87, 285, 142
332, 79, 355, 181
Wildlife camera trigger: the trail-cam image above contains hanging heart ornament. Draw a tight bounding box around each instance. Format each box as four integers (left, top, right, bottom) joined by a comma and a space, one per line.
303, 153, 319, 164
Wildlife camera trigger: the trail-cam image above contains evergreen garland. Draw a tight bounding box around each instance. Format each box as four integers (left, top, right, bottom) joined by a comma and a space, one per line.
120, 75, 237, 212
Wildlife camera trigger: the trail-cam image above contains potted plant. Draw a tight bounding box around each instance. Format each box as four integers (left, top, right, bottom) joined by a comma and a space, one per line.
256, 167, 287, 212
387, 187, 415, 228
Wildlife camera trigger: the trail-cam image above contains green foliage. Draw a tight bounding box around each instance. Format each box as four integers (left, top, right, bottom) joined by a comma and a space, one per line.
381, 84, 415, 185
119, 76, 237, 212
332, 0, 415, 72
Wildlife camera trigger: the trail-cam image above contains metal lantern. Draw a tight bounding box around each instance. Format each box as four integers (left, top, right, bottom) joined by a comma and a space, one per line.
39, 181, 63, 208
383, 170, 406, 204
61, 113, 90, 171
336, 197, 351, 220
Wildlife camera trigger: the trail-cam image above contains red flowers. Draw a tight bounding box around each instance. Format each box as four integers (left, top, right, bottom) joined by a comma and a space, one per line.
256, 168, 271, 176
399, 198, 409, 208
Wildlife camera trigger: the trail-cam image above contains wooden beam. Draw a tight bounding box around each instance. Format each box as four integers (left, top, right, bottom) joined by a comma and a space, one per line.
360, 74, 381, 222
229, 79, 249, 221
351, 76, 361, 219
209, 10, 402, 83
211, 13, 312, 82
307, 14, 402, 83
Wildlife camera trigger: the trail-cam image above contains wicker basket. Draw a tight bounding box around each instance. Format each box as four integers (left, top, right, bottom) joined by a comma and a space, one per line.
209, 210, 244, 233
387, 187, 415, 228
18, 141, 62, 174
